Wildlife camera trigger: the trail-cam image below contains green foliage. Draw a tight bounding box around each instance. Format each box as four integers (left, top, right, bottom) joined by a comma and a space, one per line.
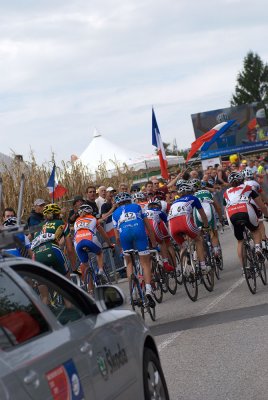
231, 51, 268, 106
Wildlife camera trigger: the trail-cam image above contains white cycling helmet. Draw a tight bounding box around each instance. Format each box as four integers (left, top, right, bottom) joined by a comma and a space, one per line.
177, 182, 193, 193
131, 192, 146, 202
243, 167, 254, 180
147, 198, 162, 208
78, 204, 93, 216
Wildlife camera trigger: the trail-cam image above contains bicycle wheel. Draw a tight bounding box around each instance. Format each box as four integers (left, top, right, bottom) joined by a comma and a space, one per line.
202, 268, 214, 292
167, 270, 177, 295
181, 250, 198, 302
168, 246, 183, 285
242, 243, 256, 294
146, 302, 156, 322
129, 274, 145, 319
217, 244, 224, 271
159, 266, 168, 293
258, 261, 267, 285
151, 260, 163, 303
214, 258, 220, 280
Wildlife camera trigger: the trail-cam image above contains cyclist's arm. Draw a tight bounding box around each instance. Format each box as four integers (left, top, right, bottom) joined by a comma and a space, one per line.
65, 236, 77, 270
143, 217, 158, 247
254, 195, 268, 217
197, 207, 209, 227
97, 224, 113, 246
213, 199, 223, 222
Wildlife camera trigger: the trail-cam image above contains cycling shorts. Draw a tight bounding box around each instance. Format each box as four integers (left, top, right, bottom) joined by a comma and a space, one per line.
33, 243, 69, 276
227, 203, 258, 241
194, 203, 217, 230
168, 215, 200, 245
75, 238, 102, 263
119, 220, 150, 255
147, 220, 170, 244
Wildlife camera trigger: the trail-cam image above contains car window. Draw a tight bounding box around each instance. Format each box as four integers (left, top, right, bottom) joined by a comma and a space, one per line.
0, 271, 50, 350
17, 272, 86, 326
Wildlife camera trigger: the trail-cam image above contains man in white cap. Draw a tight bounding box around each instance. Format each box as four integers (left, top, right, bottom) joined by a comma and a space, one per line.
27, 198, 46, 236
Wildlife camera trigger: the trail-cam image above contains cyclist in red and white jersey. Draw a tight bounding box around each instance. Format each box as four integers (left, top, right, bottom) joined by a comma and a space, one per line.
243, 167, 268, 249
223, 172, 268, 265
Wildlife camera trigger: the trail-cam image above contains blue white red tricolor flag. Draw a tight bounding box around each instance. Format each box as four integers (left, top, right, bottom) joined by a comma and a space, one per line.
46, 164, 67, 201
186, 120, 235, 162
152, 108, 169, 179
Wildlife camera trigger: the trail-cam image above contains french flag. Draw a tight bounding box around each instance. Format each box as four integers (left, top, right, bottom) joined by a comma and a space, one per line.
46, 164, 67, 201
186, 120, 235, 162
152, 108, 169, 179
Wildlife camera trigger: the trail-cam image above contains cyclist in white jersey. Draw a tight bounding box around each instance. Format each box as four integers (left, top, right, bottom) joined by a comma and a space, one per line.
223, 172, 268, 266
243, 167, 268, 249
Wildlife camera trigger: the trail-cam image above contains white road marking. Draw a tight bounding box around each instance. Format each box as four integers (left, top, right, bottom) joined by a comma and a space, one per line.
158, 276, 244, 353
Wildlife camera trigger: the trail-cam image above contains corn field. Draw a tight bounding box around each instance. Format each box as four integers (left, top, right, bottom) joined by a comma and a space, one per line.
0, 154, 136, 220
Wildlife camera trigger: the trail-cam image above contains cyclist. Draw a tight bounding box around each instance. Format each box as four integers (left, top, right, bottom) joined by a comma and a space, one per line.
112, 192, 158, 307
31, 203, 76, 276
3, 217, 32, 258
168, 181, 211, 274
74, 204, 114, 286
243, 167, 268, 250
223, 171, 268, 266
131, 191, 148, 210
191, 178, 223, 260
145, 197, 175, 272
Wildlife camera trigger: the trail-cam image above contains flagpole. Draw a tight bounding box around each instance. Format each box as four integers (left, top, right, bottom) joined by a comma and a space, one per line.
52, 164, 55, 204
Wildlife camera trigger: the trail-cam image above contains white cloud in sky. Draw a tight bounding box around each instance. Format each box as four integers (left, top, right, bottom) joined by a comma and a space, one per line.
0, 0, 268, 163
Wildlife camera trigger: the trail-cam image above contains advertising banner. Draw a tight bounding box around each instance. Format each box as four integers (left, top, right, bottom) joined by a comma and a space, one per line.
191, 103, 268, 159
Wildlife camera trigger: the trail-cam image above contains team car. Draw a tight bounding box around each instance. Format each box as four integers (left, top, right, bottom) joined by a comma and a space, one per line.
0, 228, 169, 400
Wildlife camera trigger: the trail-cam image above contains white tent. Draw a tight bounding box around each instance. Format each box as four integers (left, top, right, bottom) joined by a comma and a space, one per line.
78, 129, 184, 174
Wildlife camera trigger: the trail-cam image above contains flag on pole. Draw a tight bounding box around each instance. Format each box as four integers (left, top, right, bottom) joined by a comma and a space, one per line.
186, 120, 235, 162
152, 108, 169, 179
46, 164, 67, 201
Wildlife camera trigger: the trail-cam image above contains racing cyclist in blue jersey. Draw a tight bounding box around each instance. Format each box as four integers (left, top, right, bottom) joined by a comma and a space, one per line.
112, 192, 158, 307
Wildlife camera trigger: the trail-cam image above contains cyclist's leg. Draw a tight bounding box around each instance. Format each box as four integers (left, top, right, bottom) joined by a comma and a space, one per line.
153, 220, 174, 271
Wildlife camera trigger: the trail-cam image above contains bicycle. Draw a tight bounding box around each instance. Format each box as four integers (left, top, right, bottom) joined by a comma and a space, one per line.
180, 235, 214, 302
238, 221, 267, 294
124, 249, 156, 322
202, 229, 223, 280
169, 239, 183, 285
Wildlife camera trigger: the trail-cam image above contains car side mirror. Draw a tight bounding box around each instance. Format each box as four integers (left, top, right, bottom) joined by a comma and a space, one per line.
94, 285, 125, 311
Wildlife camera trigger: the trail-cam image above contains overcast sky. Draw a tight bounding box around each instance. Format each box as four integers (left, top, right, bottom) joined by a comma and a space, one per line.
1, 0, 268, 164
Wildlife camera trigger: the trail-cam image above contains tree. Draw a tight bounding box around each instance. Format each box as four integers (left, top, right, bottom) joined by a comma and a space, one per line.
231, 51, 268, 106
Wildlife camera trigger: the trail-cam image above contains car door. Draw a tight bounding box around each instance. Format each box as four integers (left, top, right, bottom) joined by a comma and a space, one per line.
85, 308, 143, 400
1, 265, 97, 399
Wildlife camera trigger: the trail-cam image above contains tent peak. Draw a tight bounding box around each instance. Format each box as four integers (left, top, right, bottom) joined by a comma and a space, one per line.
93, 128, 102, 138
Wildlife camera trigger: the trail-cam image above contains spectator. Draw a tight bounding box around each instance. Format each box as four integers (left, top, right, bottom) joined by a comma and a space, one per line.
27, 199, 46, 235
68, 195, 84, 225
130, 184, 140, 194
248, 159, 258, 174
2, 207, 16, 224
85, 186, 99, 217
118, 182, 129, 192
95, 186, 107, 213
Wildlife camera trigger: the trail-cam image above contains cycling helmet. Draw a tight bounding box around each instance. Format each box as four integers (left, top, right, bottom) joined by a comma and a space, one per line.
228, 171, 244, 184
176, 179, 187, 188
177, 182, 193, 193
114, 192, 132, 204
78, 204, 93, 216
131, 192, 146, 202
243, 167, 254, 180
190, 178, 201, 190
3, 217, 18, 226
147, 198, 162, 208
43, 203, 61, 216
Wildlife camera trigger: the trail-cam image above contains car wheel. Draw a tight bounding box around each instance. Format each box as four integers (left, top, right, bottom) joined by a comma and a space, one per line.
143, 347, 169, 400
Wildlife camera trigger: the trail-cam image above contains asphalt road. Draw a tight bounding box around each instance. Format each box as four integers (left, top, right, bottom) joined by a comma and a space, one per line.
116, 225, 268, 400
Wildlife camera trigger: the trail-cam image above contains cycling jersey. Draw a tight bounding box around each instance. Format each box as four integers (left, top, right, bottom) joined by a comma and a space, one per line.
168, 195, 202, 243
144, 208, 169, 243
224, 184, 259, 240
194, 190, 217, 230
73, 214, 102, 263
32, 219, 70, 275
5, 233, 31, 257
113, 203, 149, 255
